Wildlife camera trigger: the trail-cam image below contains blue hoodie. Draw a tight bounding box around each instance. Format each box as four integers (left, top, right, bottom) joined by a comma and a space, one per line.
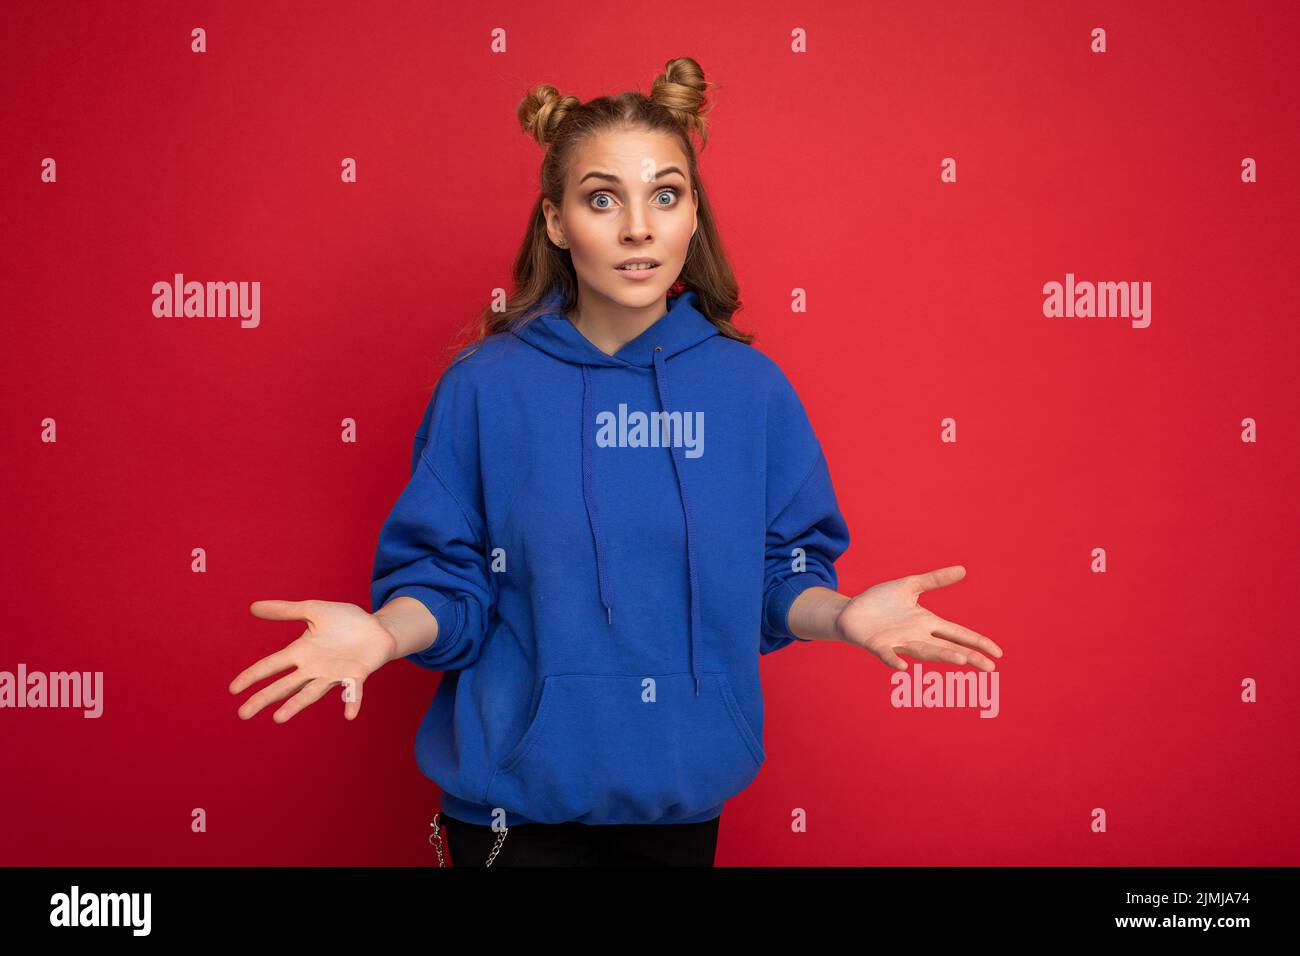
370, 286, 850, 826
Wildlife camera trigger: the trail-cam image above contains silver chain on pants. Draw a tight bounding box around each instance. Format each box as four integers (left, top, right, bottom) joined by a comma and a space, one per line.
429, 810, 508, 867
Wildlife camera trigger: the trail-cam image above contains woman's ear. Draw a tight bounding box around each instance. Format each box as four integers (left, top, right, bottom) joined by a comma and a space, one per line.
542, 198, 565, 246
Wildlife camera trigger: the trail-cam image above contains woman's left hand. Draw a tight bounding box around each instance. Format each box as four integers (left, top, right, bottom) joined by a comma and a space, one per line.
833, 565, 1001, 672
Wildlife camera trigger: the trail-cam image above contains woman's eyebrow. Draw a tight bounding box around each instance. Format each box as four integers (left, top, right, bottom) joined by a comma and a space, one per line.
578, 165, 686, 185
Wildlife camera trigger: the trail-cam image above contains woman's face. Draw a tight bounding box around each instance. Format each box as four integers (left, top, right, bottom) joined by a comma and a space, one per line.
544, 127, 698, 310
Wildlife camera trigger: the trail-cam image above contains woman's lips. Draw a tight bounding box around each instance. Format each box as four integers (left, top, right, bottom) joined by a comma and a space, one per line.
614, 264, 660, 281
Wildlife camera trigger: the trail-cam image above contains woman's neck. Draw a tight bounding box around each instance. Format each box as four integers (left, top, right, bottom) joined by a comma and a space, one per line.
565, 293, 668, 357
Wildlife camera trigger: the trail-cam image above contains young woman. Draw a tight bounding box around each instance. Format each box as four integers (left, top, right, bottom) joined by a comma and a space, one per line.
229, 56, 1002, 867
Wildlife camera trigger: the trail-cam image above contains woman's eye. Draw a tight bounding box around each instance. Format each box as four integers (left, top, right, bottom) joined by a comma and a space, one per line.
589, 189, 679, 210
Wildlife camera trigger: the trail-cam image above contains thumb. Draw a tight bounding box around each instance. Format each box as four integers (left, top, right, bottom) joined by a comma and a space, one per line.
249, 599, 315, 621
915, 565, 966, 593
341, 677, 364, 720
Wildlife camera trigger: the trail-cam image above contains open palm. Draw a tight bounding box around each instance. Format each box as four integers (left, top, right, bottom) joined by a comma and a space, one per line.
228, 599, 396, 723
834, 565, 1002, 672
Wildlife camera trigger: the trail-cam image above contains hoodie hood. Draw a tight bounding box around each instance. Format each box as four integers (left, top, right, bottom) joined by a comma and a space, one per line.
512, 286, 720, 696
512, 284, 721, 368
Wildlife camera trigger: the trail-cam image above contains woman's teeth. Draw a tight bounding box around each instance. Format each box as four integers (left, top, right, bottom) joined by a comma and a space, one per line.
617, 263, 658, 270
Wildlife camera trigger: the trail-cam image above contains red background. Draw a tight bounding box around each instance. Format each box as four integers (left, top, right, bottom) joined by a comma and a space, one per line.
3, 0, 1298, 866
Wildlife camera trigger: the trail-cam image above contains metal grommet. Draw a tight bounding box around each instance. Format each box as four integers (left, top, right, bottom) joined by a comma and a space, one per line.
654, 345, 663, 350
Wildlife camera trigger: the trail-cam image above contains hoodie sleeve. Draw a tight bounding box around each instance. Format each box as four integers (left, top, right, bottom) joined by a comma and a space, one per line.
370, 363, 495, 671
760, 370, 851, 655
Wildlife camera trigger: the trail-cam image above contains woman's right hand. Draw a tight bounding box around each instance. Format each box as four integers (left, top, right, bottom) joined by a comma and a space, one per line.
229, 600, 398, 723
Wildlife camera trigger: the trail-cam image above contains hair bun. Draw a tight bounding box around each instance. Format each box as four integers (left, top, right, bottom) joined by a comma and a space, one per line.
518, 83, 582, 148
649, 57, 714, 147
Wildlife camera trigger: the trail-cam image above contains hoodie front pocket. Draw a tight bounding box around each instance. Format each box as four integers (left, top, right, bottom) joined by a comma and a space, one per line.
483, 672, 765, 825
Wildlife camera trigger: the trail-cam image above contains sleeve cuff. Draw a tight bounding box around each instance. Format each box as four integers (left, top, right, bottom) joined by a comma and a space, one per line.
768, 573, 829, 644
385, 585, 465, 668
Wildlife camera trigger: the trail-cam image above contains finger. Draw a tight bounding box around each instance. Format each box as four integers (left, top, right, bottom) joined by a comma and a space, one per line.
877, 647, 909, 671
273, 678, 337, 724
229, 646, 299, 694
341, 678, 364, 721
896, 640, 974, 668
249, 599, 319, 622
913, 565, 966, 593
922, 634, 996, 671
237, 670, 312, 720
930, 616, 1002, 659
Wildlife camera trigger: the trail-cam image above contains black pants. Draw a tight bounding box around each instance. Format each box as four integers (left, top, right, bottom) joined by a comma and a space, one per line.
440, 812, 721, 867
